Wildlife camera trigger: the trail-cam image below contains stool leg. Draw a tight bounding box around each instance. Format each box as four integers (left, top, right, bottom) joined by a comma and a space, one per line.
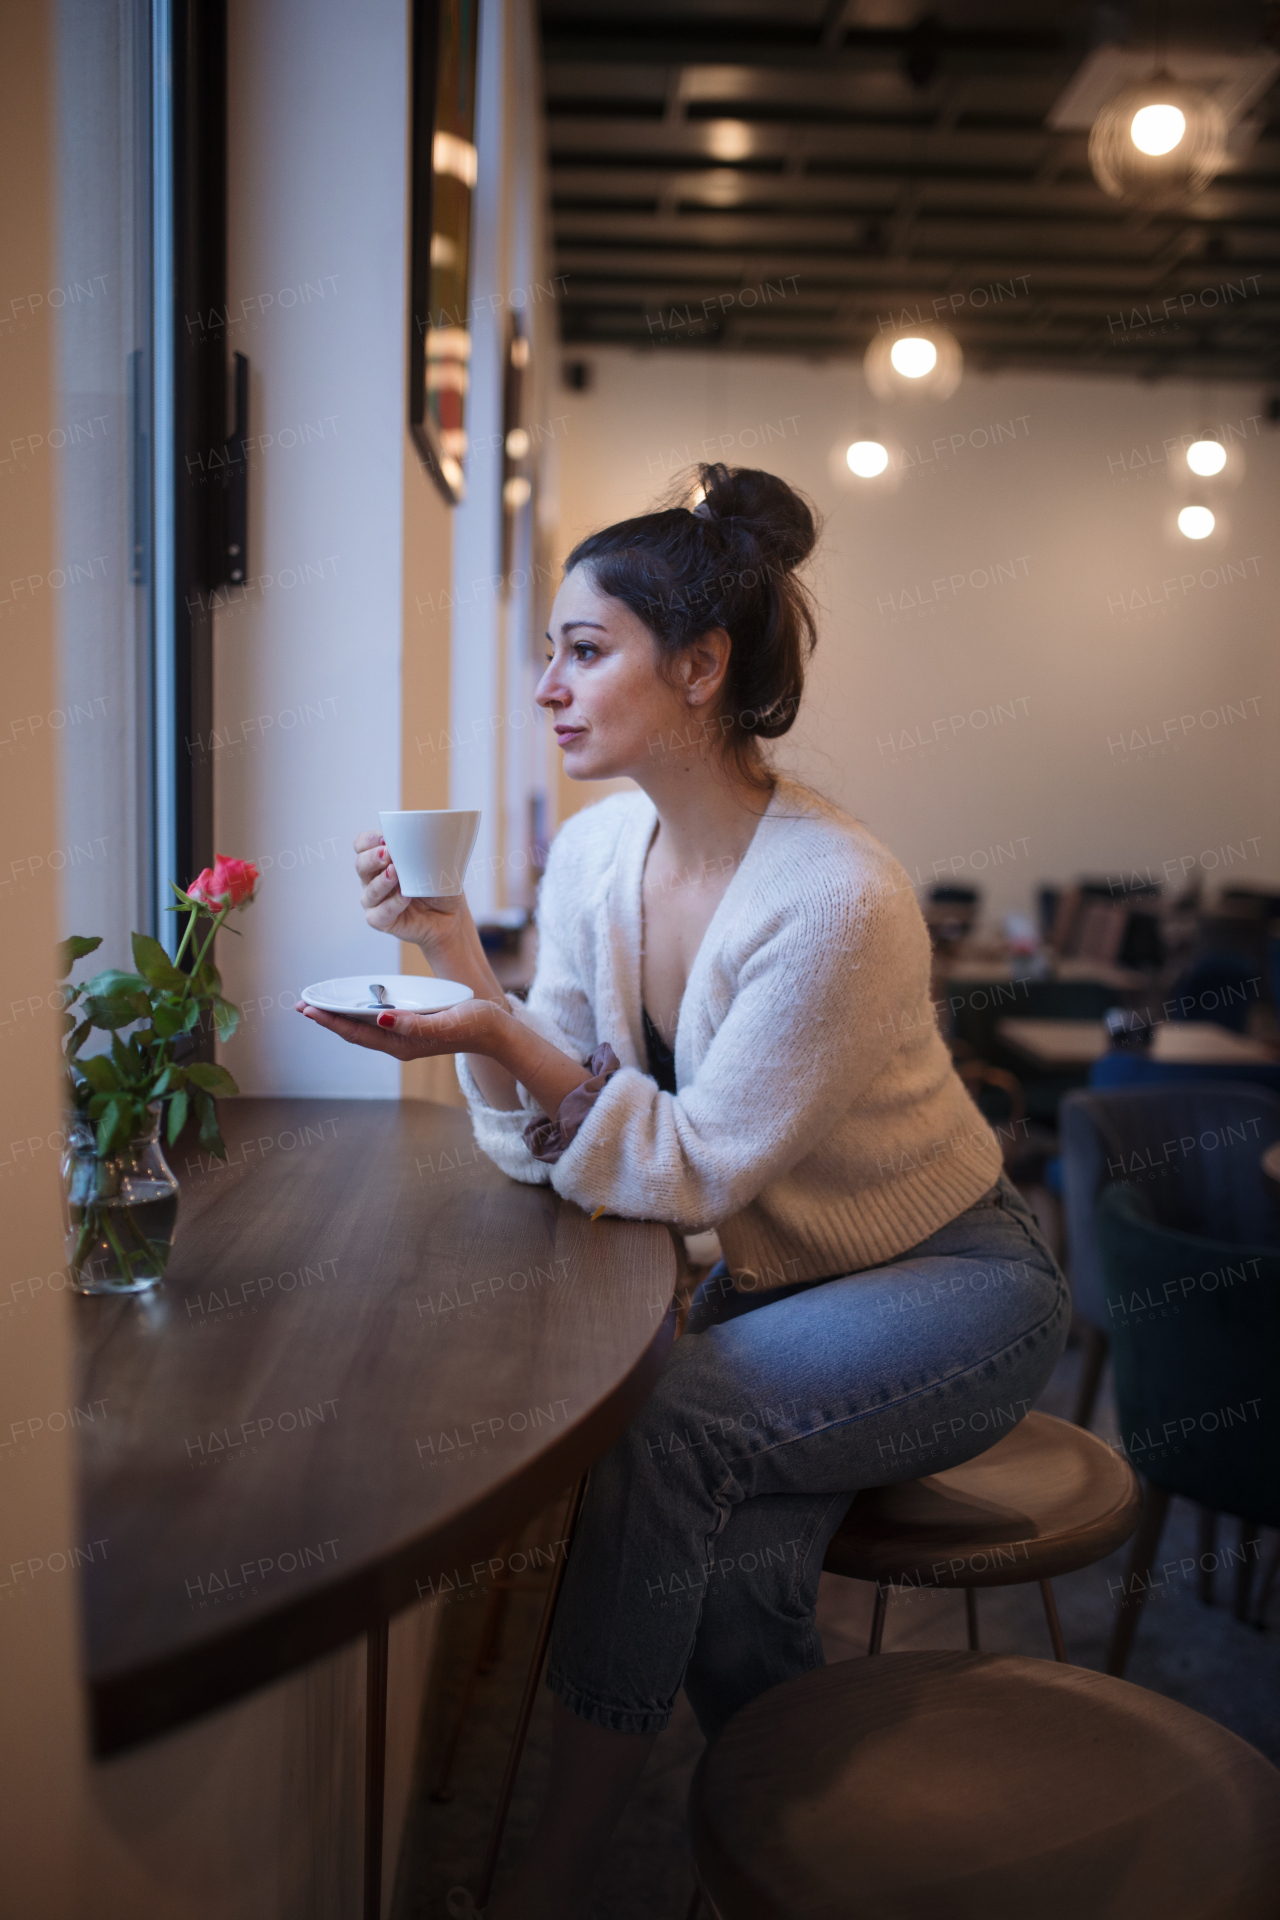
1252, 1533, 1280, 1629
1236, 1520, 1262, 1623
964, 1588, 980, 1651
1197, 1509, 1216, 1606
1107, 1480, 1171, 1678
475, 1476, 589, 1911
1072, 1322, 1108, 1430
1039, 1580, 1069, 1663
867, 1582, 888, 1655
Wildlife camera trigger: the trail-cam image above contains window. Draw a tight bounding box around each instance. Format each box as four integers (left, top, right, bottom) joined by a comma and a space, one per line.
54, 0, 160, 964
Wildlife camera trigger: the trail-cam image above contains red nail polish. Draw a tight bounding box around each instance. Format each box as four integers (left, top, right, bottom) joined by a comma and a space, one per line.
377, 1011, 395, 1029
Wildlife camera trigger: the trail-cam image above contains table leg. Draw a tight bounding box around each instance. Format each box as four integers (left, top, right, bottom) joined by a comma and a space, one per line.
475, 1475, 590, 1910
364, 1615, 390, 1920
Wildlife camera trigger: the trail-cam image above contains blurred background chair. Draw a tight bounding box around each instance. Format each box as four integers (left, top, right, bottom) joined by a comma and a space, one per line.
1166, 950, 1268, 1033
1095, 1181, 1280, 1675
1059, 1083, 1280, 1430
950, 978, 1118, 1126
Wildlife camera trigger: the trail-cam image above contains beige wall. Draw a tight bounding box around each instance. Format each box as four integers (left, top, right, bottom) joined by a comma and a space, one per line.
0, 3, 91, 1909
400, 429, 464, 1105
551, 347, 1279, 916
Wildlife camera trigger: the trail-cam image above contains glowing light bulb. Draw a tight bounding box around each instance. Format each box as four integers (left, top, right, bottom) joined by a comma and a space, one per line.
889, 336, 937, 379
1177, 505, 1214, 540
1186, 438, 1226, 477
1130, 103, 1185, 155
846, 440, 889, 478
505, 427, 530, 459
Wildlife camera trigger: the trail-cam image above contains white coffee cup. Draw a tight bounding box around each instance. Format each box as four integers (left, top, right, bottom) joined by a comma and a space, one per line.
378, 809, 481, 898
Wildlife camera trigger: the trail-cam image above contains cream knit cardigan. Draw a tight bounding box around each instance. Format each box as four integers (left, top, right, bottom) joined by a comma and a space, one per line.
456, 777, 1003, 1290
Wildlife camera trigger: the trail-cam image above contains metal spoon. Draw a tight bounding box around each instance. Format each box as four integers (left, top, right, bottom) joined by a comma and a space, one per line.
368, 983, 394, 1008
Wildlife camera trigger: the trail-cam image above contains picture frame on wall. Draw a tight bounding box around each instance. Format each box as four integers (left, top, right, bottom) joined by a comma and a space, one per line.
409, 0, 480, 504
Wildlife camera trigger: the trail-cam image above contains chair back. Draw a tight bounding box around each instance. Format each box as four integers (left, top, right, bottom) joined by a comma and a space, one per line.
1166, 950, 1267, 1032
1095, 1183, 1280, 1525
1088, 1054, 1280, 1096
1060, 1082, 1280, 1329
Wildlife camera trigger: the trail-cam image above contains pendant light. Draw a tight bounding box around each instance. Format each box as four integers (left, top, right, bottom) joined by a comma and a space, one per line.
1177, 504, 1215, 540
845, 439, 890, 478
864, 326, 962, 402
1089, 78, 1226, 207
1185, 436, 1227, 477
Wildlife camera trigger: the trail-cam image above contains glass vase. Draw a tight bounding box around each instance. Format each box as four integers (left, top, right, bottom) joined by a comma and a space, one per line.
63, 1104, 180, 1295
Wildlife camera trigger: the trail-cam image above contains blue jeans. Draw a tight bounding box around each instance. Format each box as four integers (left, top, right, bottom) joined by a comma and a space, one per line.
546, 1174, 1069, 1739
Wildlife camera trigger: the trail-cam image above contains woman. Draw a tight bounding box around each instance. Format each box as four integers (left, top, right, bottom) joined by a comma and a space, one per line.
299, 464, 1069, 1919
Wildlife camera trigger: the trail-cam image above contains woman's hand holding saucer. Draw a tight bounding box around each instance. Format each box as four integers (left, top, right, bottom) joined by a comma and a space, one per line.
295, 995, 498, 1061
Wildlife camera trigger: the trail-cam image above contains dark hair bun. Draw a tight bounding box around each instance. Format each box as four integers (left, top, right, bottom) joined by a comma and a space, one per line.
565, 464, 821, 771
697, 463, 817, 576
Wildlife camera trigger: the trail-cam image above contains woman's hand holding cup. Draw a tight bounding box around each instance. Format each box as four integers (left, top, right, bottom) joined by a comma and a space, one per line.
355, 810, 485, 967
354, 831, 465, 955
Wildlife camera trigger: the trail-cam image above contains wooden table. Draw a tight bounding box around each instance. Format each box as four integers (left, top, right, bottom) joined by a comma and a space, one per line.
76, 1098, 676, 1906
996, 1018, 1276, 1071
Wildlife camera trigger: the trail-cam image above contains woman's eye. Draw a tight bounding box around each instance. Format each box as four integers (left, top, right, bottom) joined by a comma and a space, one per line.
574, 642, 598, 661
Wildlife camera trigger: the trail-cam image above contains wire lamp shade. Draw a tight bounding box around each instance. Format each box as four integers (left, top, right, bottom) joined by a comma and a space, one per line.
1089, 80, 1227, 208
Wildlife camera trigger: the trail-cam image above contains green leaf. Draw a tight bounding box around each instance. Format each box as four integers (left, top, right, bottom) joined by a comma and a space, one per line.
197, 959, 221, 996
57, 934, 101, 976
95, 1099, 126, 1155
151, 1062, 186, 1094
151, 1001, 186, 1039
84, 992, 151, 1032
166, 1089, 189, 1144
185, 1061, 238, 1096
193, 1088, 226, 1159
82, 967, 148, 1000
80, 1054, 121, 1094
211, 996, 239, 1041
132, 932, 188, 992
182, 999, 202, 1032
65, 1018, 93, 1057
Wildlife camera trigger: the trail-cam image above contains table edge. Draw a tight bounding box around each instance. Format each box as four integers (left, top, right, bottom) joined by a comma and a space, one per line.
86, 1283, 677, 1756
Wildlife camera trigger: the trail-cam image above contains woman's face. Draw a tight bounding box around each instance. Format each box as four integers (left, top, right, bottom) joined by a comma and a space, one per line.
536, 565, 725, 783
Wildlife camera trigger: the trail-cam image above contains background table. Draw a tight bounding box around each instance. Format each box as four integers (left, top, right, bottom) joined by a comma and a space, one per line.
77, 1096, 675, 1741
995, 1019, 1276, 1071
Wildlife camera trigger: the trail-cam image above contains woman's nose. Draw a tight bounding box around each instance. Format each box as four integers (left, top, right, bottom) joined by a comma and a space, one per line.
535, 663, 565, 710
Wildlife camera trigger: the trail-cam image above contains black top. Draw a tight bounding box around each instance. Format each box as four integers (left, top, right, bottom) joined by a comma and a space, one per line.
642, 1007, 677, 1094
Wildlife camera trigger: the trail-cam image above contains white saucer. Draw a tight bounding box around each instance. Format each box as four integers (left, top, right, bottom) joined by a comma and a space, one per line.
300, 974, 475, 1024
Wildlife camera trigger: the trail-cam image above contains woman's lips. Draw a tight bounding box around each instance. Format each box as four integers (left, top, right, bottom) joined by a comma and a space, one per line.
555, 726, 585, 745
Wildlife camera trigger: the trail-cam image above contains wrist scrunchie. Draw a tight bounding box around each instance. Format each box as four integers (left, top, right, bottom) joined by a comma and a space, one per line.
523, 1044, 621, 1164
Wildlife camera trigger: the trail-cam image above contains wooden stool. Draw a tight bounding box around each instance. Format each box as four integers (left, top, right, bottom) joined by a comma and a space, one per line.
823, 1410, 1140, 1660
689, 1651, 1280, 1919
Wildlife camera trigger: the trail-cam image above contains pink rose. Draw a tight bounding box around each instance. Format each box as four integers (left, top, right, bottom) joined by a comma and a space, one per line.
188, 855, 259, 909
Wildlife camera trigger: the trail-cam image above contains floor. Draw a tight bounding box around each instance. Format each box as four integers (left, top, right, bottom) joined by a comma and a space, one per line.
391, 1336, 1280, 1920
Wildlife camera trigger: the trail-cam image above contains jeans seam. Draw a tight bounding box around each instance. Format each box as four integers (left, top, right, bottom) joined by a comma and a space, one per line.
786, 1491, 852, 1613
737, 1278, 1070, 1465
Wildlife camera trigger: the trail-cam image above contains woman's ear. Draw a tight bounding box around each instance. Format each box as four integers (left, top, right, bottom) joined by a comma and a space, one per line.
681, 627, 731, 707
